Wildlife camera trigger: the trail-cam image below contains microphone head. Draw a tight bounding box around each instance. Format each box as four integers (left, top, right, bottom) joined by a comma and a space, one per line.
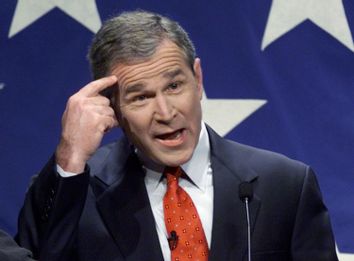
239, 182, 253, 201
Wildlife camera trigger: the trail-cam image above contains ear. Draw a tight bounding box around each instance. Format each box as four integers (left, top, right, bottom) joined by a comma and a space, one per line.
193, 58, 204, 100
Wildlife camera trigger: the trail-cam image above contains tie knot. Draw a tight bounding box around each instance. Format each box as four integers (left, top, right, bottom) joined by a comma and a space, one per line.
164, 166, 182, 183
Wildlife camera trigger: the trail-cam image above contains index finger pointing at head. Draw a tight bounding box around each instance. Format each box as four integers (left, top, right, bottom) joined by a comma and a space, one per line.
80, 75, 118, 97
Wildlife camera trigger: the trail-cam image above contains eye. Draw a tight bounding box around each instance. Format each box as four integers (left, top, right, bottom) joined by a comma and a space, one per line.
167, 81, 182, 92
169, 82, 179, 89
133, 95, 147, 102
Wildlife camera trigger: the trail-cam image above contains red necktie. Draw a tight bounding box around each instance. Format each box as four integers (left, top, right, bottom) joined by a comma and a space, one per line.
163, 166, 209, 261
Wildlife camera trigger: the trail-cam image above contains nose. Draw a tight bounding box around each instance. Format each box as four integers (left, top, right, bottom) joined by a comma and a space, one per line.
153, 94, 175, 123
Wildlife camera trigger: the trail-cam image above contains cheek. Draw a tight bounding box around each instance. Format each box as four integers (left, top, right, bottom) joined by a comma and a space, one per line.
120, 110, 151, 135
181, 91, 202, 116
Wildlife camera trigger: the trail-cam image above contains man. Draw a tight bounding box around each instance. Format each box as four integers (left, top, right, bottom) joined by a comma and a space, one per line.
16, 10, 338, 261
0, 229, 34, 261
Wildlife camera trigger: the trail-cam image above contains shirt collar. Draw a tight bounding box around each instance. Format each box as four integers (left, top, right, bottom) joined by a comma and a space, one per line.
180, 122, 210, 192
143, 122, 211, 192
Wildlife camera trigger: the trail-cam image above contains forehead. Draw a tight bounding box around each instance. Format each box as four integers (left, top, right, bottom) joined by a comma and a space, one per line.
111, 41, 191, 89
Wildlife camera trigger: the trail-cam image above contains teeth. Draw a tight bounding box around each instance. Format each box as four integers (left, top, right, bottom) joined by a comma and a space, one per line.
170, 131, 181, 139
158, 130, 181, 140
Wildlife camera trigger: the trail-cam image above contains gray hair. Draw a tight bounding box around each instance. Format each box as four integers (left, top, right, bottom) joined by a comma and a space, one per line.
88, 10, 196, 79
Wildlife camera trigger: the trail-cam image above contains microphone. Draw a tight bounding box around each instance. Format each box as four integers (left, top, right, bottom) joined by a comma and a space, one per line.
167, 230, 178, 250
239, 182, 253, 202
239, 182, 254, 261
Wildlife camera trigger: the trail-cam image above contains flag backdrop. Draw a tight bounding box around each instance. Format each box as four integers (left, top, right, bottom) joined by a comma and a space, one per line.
0, 0, 353, 259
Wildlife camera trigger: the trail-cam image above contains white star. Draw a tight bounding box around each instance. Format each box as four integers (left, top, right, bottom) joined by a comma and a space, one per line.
261, 0, 354, 51
201, 91, 267, 137
336, 246, 354, 260
8, 0, 101, 38
337, 252, 354, 261
0, 83, 5, 90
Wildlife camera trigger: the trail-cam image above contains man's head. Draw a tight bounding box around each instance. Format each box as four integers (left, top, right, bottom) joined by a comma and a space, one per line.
88, 10, 196, 79
88, 11, 203, 167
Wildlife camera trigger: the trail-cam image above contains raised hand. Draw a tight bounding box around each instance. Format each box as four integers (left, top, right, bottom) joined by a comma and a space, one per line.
55, 76, 118, 173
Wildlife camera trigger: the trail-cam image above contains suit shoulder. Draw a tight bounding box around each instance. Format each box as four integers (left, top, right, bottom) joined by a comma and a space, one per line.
219, 138, 310, 180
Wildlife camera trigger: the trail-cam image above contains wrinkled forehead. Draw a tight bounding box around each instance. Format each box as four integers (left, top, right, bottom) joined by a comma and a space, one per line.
110, 41, 192, 89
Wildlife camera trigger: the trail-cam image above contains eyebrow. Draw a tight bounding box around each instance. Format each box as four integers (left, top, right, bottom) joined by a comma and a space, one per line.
124, 83, 145, 96
123, 68, 185, 95
162, 68, 184, 79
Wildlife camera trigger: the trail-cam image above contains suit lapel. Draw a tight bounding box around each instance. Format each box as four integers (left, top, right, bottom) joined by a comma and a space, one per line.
90, 127, 262, 261
92, 143, 164, 261
207, 127, 261, 261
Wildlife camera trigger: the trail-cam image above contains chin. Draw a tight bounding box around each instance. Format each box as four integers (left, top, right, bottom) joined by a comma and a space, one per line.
158, 152, 193, 167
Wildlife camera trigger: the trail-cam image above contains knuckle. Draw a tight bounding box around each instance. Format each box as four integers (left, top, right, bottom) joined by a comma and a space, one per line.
108, 107, 115, 115
67, 94, 83, 106
104, 97, 111, 106
87, 80, 99, 88
67, 95, 76, 104
99, 96, 110, 105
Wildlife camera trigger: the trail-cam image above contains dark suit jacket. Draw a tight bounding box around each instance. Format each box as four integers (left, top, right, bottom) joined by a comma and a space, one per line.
16, 127, 338, 261
0, 229, 34, 261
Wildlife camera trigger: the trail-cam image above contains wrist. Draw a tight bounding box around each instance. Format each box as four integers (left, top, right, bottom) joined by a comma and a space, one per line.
55, 143, 87, 173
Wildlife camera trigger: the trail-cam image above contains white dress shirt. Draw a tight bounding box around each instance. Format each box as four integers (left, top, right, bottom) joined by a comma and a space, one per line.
143, 123, 214, 261
57, 123, 214, 261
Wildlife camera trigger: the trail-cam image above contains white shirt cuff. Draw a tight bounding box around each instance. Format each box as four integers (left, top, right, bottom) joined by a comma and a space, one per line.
56, 164, 79, 178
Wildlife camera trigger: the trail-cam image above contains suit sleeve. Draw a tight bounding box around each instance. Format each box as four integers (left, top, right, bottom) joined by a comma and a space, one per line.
291, 167, 338, 261
0, 229, 35, 261
16, 155, 90, 261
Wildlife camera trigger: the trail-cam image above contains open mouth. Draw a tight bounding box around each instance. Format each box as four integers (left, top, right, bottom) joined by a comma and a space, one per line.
155, 129, 186, 146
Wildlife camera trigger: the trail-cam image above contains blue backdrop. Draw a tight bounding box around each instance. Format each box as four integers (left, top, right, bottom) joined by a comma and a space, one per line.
0, 1, 353, 259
